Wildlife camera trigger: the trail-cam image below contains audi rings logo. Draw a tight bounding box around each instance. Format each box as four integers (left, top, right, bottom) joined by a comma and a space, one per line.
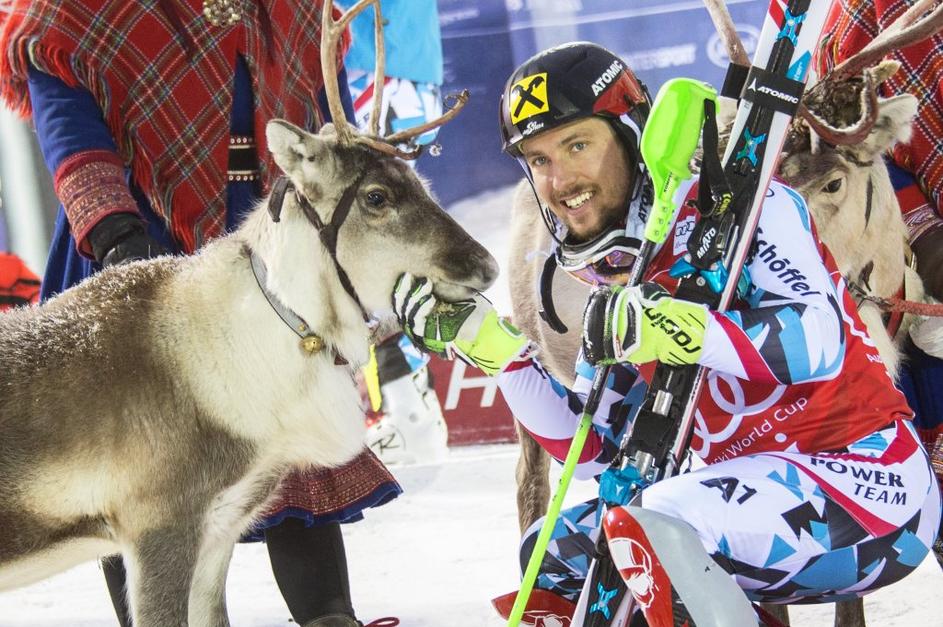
707, 24, 760, 68
692, 372, 786, 457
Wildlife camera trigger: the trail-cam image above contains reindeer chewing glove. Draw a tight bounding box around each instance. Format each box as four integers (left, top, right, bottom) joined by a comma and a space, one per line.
582, 282, 708, 367
89, 213, 170, 267
392, 273, 532, 375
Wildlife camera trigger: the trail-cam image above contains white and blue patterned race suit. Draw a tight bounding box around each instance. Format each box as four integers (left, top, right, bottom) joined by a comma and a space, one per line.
498, 179, 941, 604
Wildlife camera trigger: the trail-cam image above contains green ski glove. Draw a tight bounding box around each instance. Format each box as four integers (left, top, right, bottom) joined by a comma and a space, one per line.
582, 282, 708, 367
392, 273, 533, 375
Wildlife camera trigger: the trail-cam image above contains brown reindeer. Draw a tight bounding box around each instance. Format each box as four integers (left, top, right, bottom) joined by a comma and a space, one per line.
508, 3, 943, 625
0, 2, 488, 626
507, 182, 591, 531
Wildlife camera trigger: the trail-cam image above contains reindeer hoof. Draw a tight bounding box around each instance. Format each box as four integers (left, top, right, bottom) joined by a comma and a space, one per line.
302, 614, 360, 627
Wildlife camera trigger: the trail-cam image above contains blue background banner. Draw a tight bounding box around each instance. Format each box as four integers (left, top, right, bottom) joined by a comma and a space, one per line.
420, 0, 767, 206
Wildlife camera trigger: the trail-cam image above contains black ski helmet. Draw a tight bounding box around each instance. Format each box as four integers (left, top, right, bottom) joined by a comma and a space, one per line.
499, 42, 651, 164
499, 43, 655, 327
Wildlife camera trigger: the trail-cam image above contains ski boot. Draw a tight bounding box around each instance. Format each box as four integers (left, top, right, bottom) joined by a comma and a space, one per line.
364, 333, 448, 465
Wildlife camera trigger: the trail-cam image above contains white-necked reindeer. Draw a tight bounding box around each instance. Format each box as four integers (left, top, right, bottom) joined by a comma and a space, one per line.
0, 2, 491, 626
508, 3, 943, 625
778, 62, 943, 377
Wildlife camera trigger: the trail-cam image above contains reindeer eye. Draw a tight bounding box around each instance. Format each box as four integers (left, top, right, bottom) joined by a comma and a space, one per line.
823, 178, 843, 193
366, 190, 387, 208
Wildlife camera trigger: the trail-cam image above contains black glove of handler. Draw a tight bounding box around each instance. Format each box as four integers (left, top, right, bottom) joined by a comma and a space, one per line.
88, 213, 170, 267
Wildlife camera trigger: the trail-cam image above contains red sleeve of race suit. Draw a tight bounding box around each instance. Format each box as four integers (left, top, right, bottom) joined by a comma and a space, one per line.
498, 358, 605, 471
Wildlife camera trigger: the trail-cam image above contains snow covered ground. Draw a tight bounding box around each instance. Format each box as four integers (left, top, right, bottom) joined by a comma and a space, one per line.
1, 443, 941, 626
2, 186, 941, 625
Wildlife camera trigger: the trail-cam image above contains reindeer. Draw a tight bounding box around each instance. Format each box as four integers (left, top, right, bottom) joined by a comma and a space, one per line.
713, 0, 943, 375
778, 64, 943, 377
0, 2, 491, 626
507, 182, 590, 531
508, 2, 943, 625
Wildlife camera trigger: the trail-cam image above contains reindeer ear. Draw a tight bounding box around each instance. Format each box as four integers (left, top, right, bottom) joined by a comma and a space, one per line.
266, 119, 305, 155
859, 94, 918, 157
265, 119, 331, 176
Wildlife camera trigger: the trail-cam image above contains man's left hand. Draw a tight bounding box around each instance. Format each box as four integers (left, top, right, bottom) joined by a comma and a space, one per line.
581, 282, 708, 367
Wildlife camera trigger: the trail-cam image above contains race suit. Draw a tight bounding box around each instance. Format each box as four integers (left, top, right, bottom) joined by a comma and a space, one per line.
499, 179, 941, 604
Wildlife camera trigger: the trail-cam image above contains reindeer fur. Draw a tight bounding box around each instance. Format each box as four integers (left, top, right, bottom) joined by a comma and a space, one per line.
779, 92, 943, 376
507, 181, 589, 531
0, 119, 497, 626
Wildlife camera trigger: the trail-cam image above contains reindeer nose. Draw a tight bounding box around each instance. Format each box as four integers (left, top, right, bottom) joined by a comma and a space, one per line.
477, 252, 500, 290
442, 244, 498, 292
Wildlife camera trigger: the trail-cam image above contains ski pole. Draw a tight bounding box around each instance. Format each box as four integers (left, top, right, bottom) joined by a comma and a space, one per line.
507, 78, 712, 627
506, 365, 609, 627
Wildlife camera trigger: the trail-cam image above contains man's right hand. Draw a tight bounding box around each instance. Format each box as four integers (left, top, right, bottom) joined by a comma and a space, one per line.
392, 273, 533, 375
88, 213, 170, 267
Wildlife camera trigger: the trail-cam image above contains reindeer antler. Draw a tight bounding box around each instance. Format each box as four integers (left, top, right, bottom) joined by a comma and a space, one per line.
804, 0, 943, 145
799, 64, 883, 147
320, 0, 470, 160
702, 0, 943, 147
703, 0, 751, 68
831, 0, 943, 81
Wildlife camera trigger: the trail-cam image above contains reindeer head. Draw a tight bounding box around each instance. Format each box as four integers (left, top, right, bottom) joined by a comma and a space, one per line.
254, 0, 494, 317
265, 119, 498, 314
779, 86, 916, 229
778, 91, 917, 294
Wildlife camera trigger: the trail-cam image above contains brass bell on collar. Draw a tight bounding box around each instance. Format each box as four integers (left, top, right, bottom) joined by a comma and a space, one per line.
300, 334, 325, 355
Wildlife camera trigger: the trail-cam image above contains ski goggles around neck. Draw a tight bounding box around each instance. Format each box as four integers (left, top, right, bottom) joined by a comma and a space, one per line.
555, 233, 642, 286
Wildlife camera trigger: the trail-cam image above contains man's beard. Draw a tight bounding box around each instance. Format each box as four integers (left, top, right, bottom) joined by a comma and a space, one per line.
564, 204, 627, 245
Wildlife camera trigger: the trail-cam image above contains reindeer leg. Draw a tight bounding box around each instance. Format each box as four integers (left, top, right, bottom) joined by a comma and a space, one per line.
761, 603, 790, 625
515, 421, 552, 533
124, 522, 206, 627
189, 536, 236, 627
834, 598, 866, 627
187, 474, 280, 627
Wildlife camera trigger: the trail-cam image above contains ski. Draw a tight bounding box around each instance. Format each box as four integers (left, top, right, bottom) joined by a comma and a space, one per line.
493, 588, 577, 626
572, 1, 834, 625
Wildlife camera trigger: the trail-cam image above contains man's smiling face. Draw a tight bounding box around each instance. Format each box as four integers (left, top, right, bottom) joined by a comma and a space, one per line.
520, 116, 634, 242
